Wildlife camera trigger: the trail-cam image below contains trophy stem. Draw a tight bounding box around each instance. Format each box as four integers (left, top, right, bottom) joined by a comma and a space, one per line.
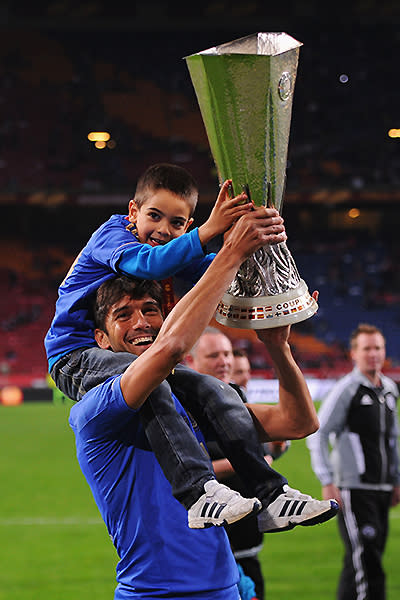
227, 241, 301, 297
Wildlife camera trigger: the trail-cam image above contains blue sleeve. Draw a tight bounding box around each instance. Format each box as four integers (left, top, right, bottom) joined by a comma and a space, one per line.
175, 253, 215, 284
115, 228, 208, 280
69, 376, 137, 438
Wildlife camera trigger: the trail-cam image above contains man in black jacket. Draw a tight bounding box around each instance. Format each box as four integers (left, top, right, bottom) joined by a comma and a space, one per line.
307, 323, 400, 600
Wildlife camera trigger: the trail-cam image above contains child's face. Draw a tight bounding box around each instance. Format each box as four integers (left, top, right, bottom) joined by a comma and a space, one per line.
128, 190, 193, 246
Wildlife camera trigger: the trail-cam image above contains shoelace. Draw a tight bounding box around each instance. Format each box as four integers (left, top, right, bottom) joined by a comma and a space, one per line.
284, 486, 313, 501
206, 484, 241, 502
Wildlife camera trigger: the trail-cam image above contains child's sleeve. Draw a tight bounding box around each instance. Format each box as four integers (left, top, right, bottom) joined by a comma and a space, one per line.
114, 228, 209, 280
174, 253, 216, 284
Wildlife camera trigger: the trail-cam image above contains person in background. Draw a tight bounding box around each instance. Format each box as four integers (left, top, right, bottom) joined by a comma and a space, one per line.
232, 348, 290, 466
307, 323, 400, 600
187, 329, 290, 600
232, 348, 252, 391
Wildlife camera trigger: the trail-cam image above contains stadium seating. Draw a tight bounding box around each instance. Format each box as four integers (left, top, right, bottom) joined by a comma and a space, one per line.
1, 13, 399, 384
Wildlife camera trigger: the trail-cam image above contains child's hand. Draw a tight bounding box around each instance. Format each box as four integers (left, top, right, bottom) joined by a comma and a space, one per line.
198, 180, 253, 245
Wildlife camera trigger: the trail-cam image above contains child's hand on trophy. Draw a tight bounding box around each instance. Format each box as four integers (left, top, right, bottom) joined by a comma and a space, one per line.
198, 179, 253, 245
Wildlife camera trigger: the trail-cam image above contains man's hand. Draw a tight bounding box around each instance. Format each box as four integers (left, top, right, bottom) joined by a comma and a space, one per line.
323, 483, 342, 507
256, 324, 291, 347
255, 291, 319, 347
391, 485, 400, 507
224, 206, 287, 261
264, 454, 274, 466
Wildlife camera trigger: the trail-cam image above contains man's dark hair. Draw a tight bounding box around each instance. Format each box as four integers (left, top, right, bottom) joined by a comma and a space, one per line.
233, 348, 248, 358
94, 276, 163, 332
133, 163, 199, 216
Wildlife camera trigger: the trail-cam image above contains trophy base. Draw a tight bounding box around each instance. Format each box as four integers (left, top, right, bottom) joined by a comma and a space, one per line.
215, 279, 318, 330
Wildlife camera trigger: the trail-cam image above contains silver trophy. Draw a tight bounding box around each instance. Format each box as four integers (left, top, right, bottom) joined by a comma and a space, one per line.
185, 32, 318, 329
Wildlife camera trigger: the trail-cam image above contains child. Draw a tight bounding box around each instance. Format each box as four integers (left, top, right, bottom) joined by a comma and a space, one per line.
45, 163, 336, 531
45, 163, 256, 400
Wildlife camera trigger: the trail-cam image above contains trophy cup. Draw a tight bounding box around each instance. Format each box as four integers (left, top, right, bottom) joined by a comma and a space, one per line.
185, 32, 318, 329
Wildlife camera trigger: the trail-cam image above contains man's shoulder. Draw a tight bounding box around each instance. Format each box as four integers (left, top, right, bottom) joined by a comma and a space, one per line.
69, 375, 131, 431
324, 370, 360, 405
334, 369, 361, 391
381, 374, 399, 397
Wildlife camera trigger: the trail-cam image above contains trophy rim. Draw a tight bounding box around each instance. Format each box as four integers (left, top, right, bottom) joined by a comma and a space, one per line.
184, 31, 303, 59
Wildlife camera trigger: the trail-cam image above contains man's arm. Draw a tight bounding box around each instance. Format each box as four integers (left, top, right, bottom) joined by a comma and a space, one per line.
120, 208, 284, 409
306, 376, 353, 505
388, 381, 400, 507
212, 451, 274, 480
391, 486, 400, 508
246, 326, 319, 441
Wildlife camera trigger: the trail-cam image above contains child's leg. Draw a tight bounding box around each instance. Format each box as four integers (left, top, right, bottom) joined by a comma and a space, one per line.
136, 384, 261, 521
168, 367, 339, 533
50, 347, 136, 401
139, 383, 215, 509
51, 348, 215, 508
167, 364, 287, 506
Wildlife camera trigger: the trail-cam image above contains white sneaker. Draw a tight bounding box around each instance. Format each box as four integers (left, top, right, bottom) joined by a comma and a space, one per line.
257, 485, 339, 533
188, 480, 262, 529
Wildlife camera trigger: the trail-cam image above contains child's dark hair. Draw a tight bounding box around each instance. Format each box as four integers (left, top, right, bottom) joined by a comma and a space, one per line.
94, 276, 163, 332
133, 163, 199, 217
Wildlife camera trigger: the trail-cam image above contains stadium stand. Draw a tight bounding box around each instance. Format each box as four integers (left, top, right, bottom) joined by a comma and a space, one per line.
1, 3, 400, 386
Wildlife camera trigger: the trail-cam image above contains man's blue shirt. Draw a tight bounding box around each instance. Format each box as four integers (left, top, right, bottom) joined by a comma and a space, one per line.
69, 376, 239, 600
44, 215, 214, 369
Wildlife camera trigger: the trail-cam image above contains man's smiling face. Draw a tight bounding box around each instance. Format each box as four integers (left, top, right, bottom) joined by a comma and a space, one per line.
95, 294, 163, 356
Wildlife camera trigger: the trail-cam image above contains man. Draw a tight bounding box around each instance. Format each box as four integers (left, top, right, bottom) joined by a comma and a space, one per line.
307, 323, 400, 600
186, 326, 234, 384
69, 209, 338, 599
231, 347, 290, 469
187, 328, 289, 600
232, 348, 252, 391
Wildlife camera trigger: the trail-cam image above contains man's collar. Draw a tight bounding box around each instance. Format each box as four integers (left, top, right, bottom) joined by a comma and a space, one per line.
352, 366, 382, 389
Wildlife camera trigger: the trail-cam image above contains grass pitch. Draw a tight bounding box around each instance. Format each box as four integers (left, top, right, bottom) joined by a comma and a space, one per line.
1, 402, 399, 600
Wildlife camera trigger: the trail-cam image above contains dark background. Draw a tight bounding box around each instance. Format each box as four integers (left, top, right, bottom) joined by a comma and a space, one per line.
1, 0, 400, 384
